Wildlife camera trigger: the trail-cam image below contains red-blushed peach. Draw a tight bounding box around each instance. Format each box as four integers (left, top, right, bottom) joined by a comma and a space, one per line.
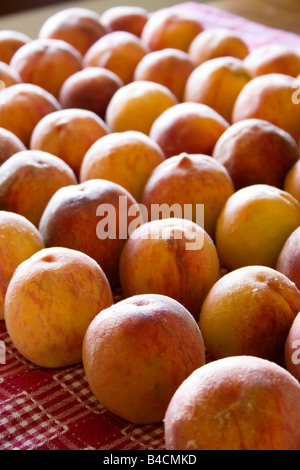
0, 30, 31, 64
119, 218, 220, 319
285, 313, 300, 382
4, 246, 113, 368
0, 211, 44, 320
83, 31, 148, 84
38, 179, 142, 287
82, 293, 206, 424
0, 83, 61, 147
133, 48, 195, 101
149, 102, 229, 158
212, 119, 299, 190
10, 38, 83, 98
140, 8, 203, 52
140, 153, 234, 239
284, 159, 300, 203
80, 130, 165, 201
100, 5, 149, 37
188, 28, 250, 66
0, 61, 22, 87
0, 127, 26, 165
276, 226, 300, 290
232, 73, 300, 142
105, 80, 178, 134
38, 7, 107, 56
30, 108, 109, 178
0, 150, 77, 227
164, 355, 300, 450
183, 56, 253, 123
199, 265, 300, 364
244, 44, 300, 78
58, 67, 123, 120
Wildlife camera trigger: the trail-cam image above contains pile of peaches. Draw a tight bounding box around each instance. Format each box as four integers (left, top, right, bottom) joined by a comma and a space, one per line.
1, 4, 300, 450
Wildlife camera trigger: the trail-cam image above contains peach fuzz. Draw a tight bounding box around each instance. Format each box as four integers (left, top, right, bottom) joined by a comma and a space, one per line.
0, 30, 31, 64
82, 293, 206, 424
30, 108, 109, 178
0, 61, 22, 87
140, 153, 234, 239
0, 211, 44, 320
284, 159, 300, 203
0, 83, 61, 147
80, 130, 165, 201
199, 265, 300, 364
183, 56, 253, 123
244, 44, 300, 78
212, 119, 299, 190
0, 127, 26, 165
0, 150, 77, 227
4, 247, 113, 368
119, 218, 220, 318
100, 5, 149, 37
134, 48, 195, 101
83, 31, 148, 85
164, 355, 300, 450
10, 38, 83, 99
149, 102, 229, 158
38, 7, 107, 56
215, 184, 300, 271
285, 313, 300, 382
276, 226, 300, 290
105, 80, 178, 135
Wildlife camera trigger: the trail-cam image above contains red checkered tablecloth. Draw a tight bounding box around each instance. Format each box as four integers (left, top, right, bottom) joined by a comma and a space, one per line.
1, 1, 300, 451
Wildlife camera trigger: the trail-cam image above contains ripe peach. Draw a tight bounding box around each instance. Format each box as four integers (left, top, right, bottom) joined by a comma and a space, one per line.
0, 83, 61, 147
188, 28, 249, 66
80, 130, 165, 201
105, 80, 178, 134
39, 179, 142, 287
141, 8, 203, 52
0, 211, 44, 320
183, 56, 253, 123
213, 119, 299, 190
0, 150, 77, 227
244, 44, 300, 78
140, 153, 234, 239
100, 5, 149, 37
83, 31, 148, 84
0, 127, 26, 165
0, 30, 31, 64
215, 184, 300, 270
284, 159, 300, 203
10, 38, 83, 98
232, 73, 300, 142
134, 48, 195, 101
149, 102, 229, 158
0, 61, 22, 87
4, 246, 113, 368
276, 226, 300, 290
119, 218, 220, 318
82, 293, 206, 424
164, 355, 300, 450
58, 67, 123, 120
285, 313, 300, 382
38, 7, 107, 56
30, 108, 109, 178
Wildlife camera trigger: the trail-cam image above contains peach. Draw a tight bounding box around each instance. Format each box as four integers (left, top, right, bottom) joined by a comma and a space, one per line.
188, 28, 250, 66
244, 44, 300, 78
134, 48, 195, 101
0, 127, 26, 165
58, 67, 123, 120
80, 130, 165, 201
164, 355, 300, 450
119, 218, 220, 318
213, 119, 299, 190
100, 5, 149, 37
0, 211, 44, 320
4, 246, 113, 368
232, 73, 300, 142
0, 61, 22, 87
30, 108, 109, 178
38, 7, 107, 56
141, 8, 203, 52
39, 179, 142, 287
285, 313, 300, 382
199, 265, 300, 364
0, 150, 77, 227
0, 30, 31, 64
0, 83, 61, 147
215, 184, 300, 270
284, 159, 300, 203
183, 56, 253, 123
82, 293, 206, 424
10, 38, 83, 98
83, 31, 148, 85
276, 226, 300, 290
149, 102, 229, 158
105, 80, 178, 134
140, 153, 234, 239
